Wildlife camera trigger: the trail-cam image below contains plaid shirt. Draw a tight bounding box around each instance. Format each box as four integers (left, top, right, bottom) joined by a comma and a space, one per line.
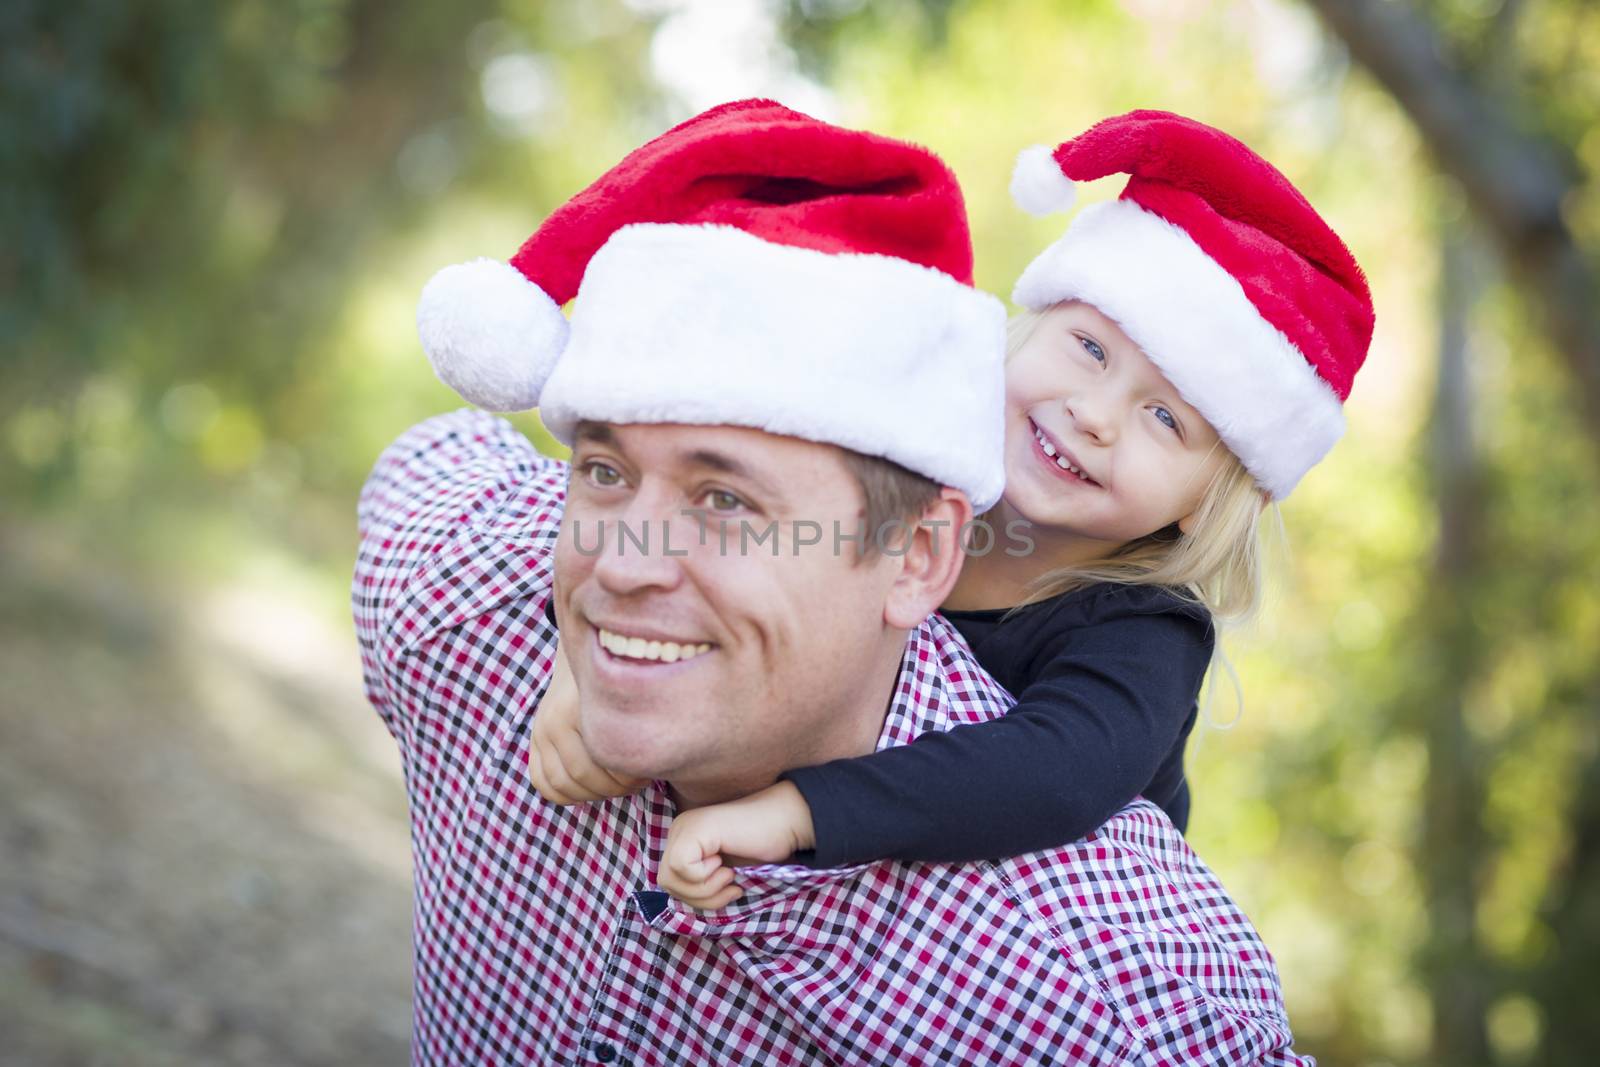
355, 410, 1310, 1066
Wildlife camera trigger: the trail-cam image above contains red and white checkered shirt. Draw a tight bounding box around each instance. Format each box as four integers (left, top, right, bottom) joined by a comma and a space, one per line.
355, 410, 1310, 1066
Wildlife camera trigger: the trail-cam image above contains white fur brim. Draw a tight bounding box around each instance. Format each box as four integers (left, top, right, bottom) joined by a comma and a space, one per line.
539, 225, 1008, 511
1012, 200, 1344, 499
417, 258, 569, 412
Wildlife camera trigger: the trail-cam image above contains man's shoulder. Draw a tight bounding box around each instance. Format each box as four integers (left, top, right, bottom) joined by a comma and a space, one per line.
359, 409, 567, 534
883, 614, 1014, 746
993, 801, 1299, 1059
354, 410, 568, 681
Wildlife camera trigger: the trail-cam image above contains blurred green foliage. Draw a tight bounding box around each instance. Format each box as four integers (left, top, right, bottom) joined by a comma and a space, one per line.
4, 0, 1598, 1063
3, 0, 661, 566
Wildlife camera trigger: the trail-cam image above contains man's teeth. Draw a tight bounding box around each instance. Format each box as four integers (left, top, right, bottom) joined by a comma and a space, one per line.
598, 628, 712, 663
1034, 427, 1089, 479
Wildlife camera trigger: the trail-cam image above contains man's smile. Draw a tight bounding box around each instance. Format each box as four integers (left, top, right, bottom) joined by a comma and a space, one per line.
595, 625, 714, 664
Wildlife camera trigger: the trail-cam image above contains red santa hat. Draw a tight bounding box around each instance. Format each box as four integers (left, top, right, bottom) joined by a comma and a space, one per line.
418, 99, 1006, 510
1009, 110, 1374, 499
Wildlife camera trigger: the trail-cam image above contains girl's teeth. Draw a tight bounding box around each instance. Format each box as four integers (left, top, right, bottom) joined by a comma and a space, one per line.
1052, 453, 1085, 478
1035, 425, 1091, 481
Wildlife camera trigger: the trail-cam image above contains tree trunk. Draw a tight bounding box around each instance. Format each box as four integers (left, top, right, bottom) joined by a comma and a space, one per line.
1300, 0, 1600, 467
1534, 711, 1600, 1063
1414, 226, 1496, 1066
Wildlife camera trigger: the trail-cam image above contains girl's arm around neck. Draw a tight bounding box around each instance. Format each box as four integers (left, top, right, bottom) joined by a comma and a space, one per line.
783, 586, 1214, 867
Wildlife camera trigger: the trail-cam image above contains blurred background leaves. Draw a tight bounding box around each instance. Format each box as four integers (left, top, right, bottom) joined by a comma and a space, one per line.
1, 0, 1596, 1064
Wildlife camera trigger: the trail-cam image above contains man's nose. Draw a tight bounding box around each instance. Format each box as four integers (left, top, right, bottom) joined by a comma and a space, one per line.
591, 492, 690, 596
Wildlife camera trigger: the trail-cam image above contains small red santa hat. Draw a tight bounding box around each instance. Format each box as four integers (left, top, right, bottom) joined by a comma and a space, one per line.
418, 99, 1006, 509
1009, 110, 1374, 499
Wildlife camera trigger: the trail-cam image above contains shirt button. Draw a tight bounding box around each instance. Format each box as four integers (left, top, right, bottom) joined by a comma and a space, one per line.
593, 1042, 618, 1063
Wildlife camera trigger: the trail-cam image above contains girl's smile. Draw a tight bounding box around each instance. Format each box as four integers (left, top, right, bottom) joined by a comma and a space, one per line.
1028, 417, 1101, 487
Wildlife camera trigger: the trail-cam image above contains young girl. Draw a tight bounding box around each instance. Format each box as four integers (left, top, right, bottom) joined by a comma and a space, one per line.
529, 110, 1373, 908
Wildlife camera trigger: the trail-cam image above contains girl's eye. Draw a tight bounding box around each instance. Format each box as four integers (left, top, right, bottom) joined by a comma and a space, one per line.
1152, 407, 1180, 434
1079, 336, 1106, 364
583, 461, 624, 487
704, 489, 746, 514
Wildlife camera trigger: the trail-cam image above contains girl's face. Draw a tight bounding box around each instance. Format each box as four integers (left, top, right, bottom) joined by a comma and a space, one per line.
1001, 302, 1227, 558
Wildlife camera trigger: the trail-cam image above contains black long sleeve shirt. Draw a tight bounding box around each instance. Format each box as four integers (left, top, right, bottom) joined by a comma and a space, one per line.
782, 582, 1213, 867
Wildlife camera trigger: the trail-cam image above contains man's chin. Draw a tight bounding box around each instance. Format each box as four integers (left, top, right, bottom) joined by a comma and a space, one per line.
579, 708, 694, 784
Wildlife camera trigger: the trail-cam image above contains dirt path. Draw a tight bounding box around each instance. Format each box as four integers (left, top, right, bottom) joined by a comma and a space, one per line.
0, 523, 414, 1065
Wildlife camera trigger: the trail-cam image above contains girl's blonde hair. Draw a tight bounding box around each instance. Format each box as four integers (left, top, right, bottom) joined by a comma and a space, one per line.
1005, 308, 1275, 625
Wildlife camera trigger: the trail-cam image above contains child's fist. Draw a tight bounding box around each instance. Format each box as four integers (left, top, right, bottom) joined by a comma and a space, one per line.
659, 782, 816, 910
528, 646, 646, 804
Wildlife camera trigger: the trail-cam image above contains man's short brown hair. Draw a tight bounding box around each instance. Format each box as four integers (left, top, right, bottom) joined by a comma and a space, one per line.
838, 449, 942, 561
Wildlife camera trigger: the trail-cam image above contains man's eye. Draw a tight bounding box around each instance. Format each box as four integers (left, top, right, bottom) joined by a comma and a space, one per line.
1079, 337, 1106, 364
704, 489, 745, 513
584, 462, 623, 487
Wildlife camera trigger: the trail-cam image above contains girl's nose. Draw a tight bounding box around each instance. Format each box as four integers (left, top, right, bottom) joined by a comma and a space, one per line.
1065, 393, 1116, 444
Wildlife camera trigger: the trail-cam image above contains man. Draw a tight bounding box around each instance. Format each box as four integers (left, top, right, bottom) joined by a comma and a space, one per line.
357, 100, 1306, 1065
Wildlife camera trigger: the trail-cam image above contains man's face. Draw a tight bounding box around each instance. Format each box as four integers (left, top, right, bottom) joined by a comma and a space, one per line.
553, 422, 902, 797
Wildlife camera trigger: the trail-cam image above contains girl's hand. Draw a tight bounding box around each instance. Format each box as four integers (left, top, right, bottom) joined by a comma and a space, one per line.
528, 646, 646, 805
660, 782, 816, 910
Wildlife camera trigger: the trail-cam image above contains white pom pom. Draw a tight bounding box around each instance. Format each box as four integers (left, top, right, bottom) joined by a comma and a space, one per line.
1009, 145, 1077, 217
416, 259, 569, 412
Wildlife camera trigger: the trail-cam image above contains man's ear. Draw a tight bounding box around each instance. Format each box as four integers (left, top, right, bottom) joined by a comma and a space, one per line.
884, 488, 973, 630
